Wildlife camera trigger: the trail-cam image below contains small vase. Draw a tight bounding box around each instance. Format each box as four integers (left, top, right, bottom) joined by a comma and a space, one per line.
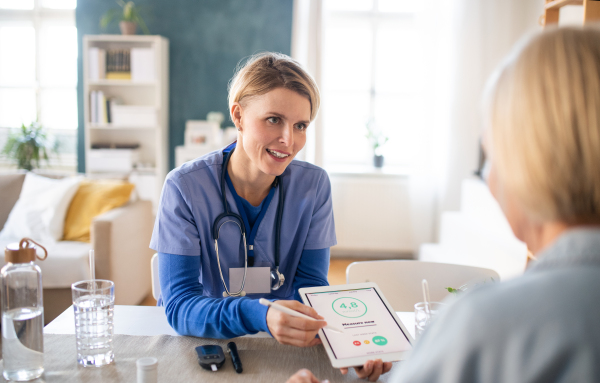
120, 21, 137, 35
374, 155, 384, 168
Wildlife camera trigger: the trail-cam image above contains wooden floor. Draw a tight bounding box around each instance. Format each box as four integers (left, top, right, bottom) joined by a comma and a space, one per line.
139, 258, 368, 306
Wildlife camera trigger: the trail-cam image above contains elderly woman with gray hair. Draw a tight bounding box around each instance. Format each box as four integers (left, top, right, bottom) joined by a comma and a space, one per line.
288, 26, 600, 383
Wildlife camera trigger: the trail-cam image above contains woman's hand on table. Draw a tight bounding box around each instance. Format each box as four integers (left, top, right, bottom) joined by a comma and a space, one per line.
266, 300, 326, 347
286, 369, 329, 383
341, 359, 393, 382
287, 360, 391, 383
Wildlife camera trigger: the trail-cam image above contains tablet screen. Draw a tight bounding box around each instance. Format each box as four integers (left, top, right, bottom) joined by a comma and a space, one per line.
304, 287, 412, 360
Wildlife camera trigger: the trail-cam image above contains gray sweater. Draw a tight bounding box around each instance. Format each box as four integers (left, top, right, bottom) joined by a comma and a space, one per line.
392, 228, 600, 383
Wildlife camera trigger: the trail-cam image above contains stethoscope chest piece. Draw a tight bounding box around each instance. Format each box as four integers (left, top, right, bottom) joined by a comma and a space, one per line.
270, 267, 285, 291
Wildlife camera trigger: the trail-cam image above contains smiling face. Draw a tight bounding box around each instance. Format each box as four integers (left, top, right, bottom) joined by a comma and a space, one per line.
231, 87, 311, 177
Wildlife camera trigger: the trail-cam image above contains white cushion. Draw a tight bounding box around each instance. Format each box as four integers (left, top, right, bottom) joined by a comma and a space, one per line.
0, 239, 92, 288
0, 173, 83, 244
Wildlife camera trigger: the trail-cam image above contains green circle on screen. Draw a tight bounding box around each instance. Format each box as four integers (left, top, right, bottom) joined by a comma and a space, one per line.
372, 336, 388, 346
331, 297, 367, 318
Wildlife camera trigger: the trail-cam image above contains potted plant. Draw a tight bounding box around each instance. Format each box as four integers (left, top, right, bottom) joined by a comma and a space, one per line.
101, 1, 150, 35
1, 122, 56, 171
366, 119, 389, 168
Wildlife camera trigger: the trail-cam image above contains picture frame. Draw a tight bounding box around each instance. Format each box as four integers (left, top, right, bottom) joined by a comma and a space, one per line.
185, 120, 220, 147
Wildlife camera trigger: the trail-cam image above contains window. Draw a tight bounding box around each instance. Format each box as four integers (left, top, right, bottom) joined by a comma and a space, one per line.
322, 0, 425, 169
0, 0, 77, 169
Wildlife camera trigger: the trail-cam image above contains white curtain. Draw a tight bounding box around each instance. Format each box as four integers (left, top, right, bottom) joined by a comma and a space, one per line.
434, 0, 544, 215
409, 0, 545, 245
291, 0, 324, 166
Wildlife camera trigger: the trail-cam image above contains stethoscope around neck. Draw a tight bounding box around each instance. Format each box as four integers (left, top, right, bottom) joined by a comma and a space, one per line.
212, 147, 285, 297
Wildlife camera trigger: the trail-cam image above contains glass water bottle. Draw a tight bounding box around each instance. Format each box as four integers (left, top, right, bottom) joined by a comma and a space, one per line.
1, 238, 48, 381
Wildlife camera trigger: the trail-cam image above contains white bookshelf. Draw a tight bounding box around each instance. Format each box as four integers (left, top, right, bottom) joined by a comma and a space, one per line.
83, 35, 169, 211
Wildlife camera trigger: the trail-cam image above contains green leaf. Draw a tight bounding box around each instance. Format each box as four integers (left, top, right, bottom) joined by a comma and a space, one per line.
123, 2, 134, 20
134, 12, 150, 34
446, 287, 459, 294
100, 9, 119, 29
1, 121, 55, 170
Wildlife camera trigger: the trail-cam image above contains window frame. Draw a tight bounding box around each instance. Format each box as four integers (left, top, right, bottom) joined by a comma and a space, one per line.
321, 0, 420, 171
0, 1, 76, 170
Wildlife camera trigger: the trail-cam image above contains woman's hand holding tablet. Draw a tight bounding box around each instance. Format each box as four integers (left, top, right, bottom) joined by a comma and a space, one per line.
286, 369, 324, 383
340, 359, 392, 382
286, 363, 392, 383
291, 282, 412, 381
266, 300, 327, 347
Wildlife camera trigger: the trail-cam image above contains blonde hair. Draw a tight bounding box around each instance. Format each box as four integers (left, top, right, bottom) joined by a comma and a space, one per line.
228, 52, 320, 122
486, 27, 600, 223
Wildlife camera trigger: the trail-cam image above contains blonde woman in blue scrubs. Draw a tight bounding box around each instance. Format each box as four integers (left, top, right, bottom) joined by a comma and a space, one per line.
151, 53, 389, 381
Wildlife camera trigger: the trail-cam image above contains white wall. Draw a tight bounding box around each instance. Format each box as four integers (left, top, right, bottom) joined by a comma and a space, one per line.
330, 174, 416, 258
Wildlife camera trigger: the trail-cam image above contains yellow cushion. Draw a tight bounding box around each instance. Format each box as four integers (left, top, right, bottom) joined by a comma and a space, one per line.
63, 180, 135, 242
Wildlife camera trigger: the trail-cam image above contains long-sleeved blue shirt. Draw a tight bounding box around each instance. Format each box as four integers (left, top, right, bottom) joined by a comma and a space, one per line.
159, 249, 329, 339
158, 188, 330, 339
158, 163, 329, 338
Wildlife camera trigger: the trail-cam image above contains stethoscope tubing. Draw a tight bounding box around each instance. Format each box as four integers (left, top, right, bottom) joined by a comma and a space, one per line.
213, 147, 284, 297
215, 220, 248, 297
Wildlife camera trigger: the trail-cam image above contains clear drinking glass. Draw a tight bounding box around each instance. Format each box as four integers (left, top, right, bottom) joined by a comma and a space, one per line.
71, 280, 115, 367
414, 302, 445, 340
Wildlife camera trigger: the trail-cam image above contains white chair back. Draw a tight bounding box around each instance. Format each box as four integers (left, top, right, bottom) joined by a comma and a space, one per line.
346, 260, 500, 311
151, 253, 160, 301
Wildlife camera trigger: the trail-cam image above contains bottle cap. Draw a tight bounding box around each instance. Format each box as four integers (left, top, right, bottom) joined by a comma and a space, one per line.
4, 238, 47, 264
137, 357, 158, 371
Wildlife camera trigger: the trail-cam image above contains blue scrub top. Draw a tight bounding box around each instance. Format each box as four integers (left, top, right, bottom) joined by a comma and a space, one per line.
150, 145, 337, 300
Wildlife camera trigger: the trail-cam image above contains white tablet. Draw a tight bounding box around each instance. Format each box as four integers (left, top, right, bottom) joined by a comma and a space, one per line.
299, 283, 414, 368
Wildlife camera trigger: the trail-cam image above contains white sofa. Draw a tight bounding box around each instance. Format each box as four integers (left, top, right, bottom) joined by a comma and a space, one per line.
0, 171, 154, 323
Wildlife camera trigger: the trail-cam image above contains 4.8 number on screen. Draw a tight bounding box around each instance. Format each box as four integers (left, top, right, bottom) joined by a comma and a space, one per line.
332, 297, 368, 318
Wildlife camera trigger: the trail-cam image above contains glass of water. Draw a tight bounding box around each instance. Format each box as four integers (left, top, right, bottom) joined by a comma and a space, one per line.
71, 280, 115, 367
414, 302, 445, 340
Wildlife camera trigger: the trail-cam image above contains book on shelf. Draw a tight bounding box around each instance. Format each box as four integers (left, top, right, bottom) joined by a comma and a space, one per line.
88, 47, 106, 80
105, 72, 132, 80
91, 143, 140, 149
105, 48, 128, 79
88, 46, 154, 81
89, 90, 122, 125
131, 48, 155, 81
90, 90, 97, 123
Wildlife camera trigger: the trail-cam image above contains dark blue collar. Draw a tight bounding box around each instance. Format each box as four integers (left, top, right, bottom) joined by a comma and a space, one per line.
223, 141, 236, 155
225, 171, 276, 265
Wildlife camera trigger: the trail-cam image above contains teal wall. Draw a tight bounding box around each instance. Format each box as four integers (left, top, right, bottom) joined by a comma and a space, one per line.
76, 0, 294, 172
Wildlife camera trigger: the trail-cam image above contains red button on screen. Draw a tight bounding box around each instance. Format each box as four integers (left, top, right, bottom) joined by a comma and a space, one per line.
353, 341, 361, 346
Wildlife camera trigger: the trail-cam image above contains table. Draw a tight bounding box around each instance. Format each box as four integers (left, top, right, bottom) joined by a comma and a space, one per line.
25, 306, 415, 382
44, 306, 179, 337
45, 305, 416, 339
